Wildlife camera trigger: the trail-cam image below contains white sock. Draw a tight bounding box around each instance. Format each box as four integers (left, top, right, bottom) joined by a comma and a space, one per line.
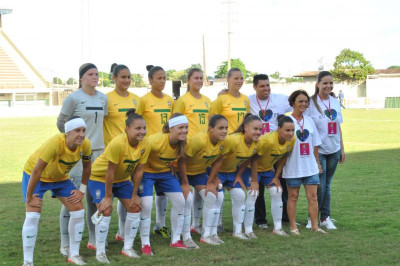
59, 205, 70, 248
192, 189, 203, 228
22, 212, 40, 263
230, 188, 245, 234
199, 189, 214, 238
244, 190, 257, 234
140, 196, 152, 247
218, 189, 224, 226
69, 209, 85, 257
85, 192, 97, 244
155, 195, 168, 228
165, 192, 185, 244
117, 200, 127, 237
268, 186, 283, 230
183, 192, 193, 240
211, 191, 224, 236
123, 212, 140, 250
95, 216, 111, 255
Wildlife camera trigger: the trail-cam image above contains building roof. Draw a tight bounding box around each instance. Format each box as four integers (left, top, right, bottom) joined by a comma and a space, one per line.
374, 69, 400, 74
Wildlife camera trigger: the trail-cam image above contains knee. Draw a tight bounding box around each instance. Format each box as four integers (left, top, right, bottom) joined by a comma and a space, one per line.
230, 188, 245, 203
288, 192, 299, 202
268, 186, 282, 199
128, 205, 141, 213
103, 207, 113, 217
140, 196, 153, 216
185, 192, 193, 207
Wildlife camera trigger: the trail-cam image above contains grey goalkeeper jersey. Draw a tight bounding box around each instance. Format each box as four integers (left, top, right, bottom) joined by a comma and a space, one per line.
60, 88, 108, 150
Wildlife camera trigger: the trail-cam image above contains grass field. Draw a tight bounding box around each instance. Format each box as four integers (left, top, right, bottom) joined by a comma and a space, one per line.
1, 109, 399, 265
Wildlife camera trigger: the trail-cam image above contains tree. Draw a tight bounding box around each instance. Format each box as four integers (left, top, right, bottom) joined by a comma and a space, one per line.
53, 77, 63, 85
66, 78, 76, 85
214, 58, 251, 79
98, 72, 111, 87
131, 74, 146, 87
332, 48, 374, 80
270, 71, 280, 80
388, 65, 400, 69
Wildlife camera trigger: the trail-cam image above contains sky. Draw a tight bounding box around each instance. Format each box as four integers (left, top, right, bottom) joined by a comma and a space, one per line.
1, 0, 399, 80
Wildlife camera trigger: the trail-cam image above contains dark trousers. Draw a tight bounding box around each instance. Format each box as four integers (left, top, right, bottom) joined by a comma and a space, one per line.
254, 171, 289, 224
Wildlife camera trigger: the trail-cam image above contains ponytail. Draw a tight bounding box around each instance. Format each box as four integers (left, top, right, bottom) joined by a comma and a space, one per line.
125, 108, 144, 127
233, 113, 261, 134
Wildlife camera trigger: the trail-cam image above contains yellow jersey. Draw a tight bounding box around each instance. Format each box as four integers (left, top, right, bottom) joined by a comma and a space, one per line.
136, 91, 174, 136
90, 133, 150, 183
185, 131, 229, 175
211, 92, 250, 134
255, 131, 296, 172
103, 90, 141, 146
173, 92, 211, 137
24, 133, 92, 182
145, 132, 179, 173
220, 133, 257, 173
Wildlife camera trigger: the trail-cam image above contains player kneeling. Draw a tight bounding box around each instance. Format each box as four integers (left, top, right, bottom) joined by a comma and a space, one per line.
88, 109, 149, 263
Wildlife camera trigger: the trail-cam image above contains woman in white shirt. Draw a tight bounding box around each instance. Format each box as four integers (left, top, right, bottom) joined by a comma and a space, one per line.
282, 90, 326, 235
305, 71, 345, 230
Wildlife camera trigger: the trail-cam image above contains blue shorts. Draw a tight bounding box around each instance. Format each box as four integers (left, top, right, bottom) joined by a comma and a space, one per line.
218, 171, 242, 190
285, 174, 320, 188
138, 171, 182, 197
242, 168, 276, 187
187, 173, 209, 187
88, 180, 133, 204
21, 171, 76, 203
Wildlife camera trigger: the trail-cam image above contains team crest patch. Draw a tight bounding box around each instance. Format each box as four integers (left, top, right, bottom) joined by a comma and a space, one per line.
139, 184, 144, 194
80, 152, 84, 157
205, 102, 209, 108
286, 146, 290, 151
133, 99, 137, 106
253, 149, 257, 154
220, 145, 224, 150
95, 189, 101, 200
141, 149, 145, 154
244, 101, 247, 106
168, 101, 171, 106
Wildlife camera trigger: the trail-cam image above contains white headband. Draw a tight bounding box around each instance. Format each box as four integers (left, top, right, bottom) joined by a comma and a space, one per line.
65, 118, 86, 133
168, 115, 188, 128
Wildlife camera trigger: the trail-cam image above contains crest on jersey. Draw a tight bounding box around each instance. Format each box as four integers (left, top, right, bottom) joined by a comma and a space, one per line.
141, 149, 145, 154
139, 184, 144, 194
286, 146, 290, 151
95, 189, 101, 200
220, 145, 224, 150
80, 152, 84, 157
133, 99, 137, 106
205, 102, 209, 108
100, 98, 105, 106
168, 101, 171, 106
244, 101, 247, 106
253, 148, 257, 154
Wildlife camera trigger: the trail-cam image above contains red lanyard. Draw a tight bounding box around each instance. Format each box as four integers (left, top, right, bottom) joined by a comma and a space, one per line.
318, 94, 332, 119
256, 96, 270, 119
293, 115, 305, 137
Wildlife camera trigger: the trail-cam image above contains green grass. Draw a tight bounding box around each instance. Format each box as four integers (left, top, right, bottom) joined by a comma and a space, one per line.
1, 109, 400, 265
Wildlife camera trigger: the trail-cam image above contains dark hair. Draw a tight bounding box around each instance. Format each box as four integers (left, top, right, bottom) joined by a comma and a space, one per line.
186, 68, 203, 92
146, 65, 164, 79
253, 74, 269, 86
227, 68, 242, 78
79, 63, 97, 88
111, 63, 129, 77
208, 114, 227, 129
288, 90, 310, 107
125, 108, 144, 127
277, 115, 294, 128
311, 71, 335, 114
162, 113, 187, 159
233, 113, 261, 134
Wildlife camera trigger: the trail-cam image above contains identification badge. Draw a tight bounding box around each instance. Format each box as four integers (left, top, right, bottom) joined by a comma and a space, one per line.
262, 122, 270, 135
328, 122, 337, 136
299, 143, 310, 156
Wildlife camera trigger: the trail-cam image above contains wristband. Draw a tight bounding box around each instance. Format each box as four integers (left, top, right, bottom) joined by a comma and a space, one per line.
79, 184, 87, 193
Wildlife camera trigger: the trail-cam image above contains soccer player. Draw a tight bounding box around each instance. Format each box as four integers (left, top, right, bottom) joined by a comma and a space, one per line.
211, 68, 250, 232
305, 71, 345, 230
138, 114, 189, 254
57, 63, 108, 253
248, 74, 292, 229
136, 65, 174, 239
178, 114, 229, 246
242, 115, 296, 237
22, 117, 91, 265
217, 114, 262, 239
173, 68, 211, 235
88, 109, 149, 263
103, 63, 141, 243
282, 90, 326, 235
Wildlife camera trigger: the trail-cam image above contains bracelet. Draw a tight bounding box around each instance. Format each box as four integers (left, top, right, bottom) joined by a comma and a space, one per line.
79, 184, 87, 193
